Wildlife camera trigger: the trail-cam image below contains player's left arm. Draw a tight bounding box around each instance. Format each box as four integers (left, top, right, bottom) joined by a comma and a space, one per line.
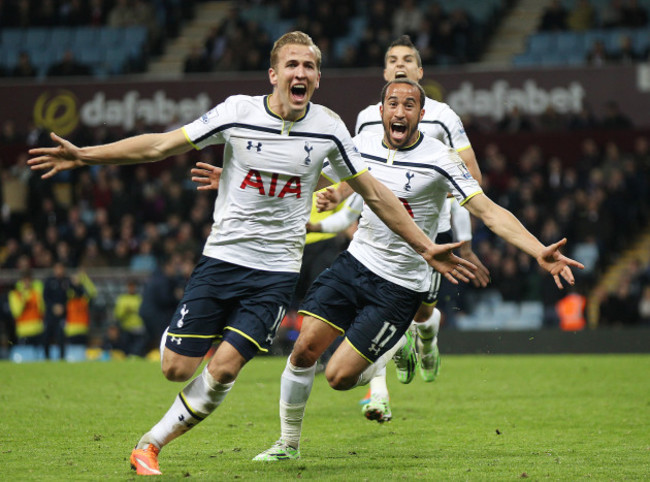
463, 193, 584, 288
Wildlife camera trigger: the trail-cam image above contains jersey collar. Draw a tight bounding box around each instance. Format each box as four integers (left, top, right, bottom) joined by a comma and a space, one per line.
381, 131, 424, 151
264, 95, 310, 122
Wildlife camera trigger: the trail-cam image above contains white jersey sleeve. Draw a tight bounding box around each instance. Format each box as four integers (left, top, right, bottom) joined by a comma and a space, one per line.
450, 197, 472, 242
419, 98, 471, 152
355, 103, 383, 135
183, 95, 239, 148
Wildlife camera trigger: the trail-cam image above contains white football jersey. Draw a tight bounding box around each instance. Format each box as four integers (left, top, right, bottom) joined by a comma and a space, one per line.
355, 97, 471, 233
323, 131, 482, 292
183, 95, 367, 273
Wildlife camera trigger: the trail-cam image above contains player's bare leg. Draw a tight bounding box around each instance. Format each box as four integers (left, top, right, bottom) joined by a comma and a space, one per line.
132, 342, 246, 474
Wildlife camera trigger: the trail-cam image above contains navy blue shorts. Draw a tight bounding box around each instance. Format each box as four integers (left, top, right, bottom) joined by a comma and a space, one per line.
299, 251, 425, 363
422, 230, 453, 305
165, 256, 298, 360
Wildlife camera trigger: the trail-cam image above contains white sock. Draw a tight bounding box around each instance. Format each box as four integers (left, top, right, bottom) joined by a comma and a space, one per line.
138, 365, 234, 449
354, 334, 406, 387
417, 308, 441, 348
279, 357, 316, 449
369, 366, 388, 400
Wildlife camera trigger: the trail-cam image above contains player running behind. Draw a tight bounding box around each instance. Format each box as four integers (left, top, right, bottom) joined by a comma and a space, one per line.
27, 32, 477, 476
250, 79, 583, 461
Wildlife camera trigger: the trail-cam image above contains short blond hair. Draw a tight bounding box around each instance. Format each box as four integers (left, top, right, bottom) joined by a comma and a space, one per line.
270, 31, 322, 70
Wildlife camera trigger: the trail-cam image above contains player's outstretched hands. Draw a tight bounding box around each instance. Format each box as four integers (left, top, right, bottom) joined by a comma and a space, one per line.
427, 241, 478, 285
27, 132, 84, 179
315, 186, 343, 212
191, 162, 223, 191
536, 238, 584, 289
459, 243, 491, 288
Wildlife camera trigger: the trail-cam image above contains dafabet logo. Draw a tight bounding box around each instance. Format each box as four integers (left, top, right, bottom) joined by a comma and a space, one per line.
33, 90, 79, 136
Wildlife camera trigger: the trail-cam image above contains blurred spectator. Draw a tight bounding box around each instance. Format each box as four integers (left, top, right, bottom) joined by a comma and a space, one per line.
47, 50, 92, 77
12, 51, 37, 78
130, 239, 157, 272
567, 0, 596, 31
64, 270, 97, 348
556, 286, 587, 331
184, 45, 211, 73
43, 261, 70, 359
601, 101, 633, 129
622, 0, 648, 27
611, 35, 641, 63
59, 0, 91, 26
600, 0, 625, 28
639, 285, 650, 324
599, 279, 640, 325
138, 256, 185, 354
568, 104, 599, 130
539, 0, 568, 31
586, 40, 612, 65
89, 0, 109, 26
107, 0, 136, 27
8, 268, 45, 347
113, 278, 147, 356
393, 0, 421, 37
538, 106, 566, 131
497, 106, 533, 133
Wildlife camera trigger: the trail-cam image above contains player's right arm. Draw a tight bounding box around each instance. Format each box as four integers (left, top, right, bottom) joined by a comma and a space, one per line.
28, 129, 192, 179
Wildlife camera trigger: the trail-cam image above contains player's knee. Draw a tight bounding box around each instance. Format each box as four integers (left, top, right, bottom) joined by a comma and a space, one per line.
325, 368, 356, 391
161, 363, 194, 382
414, 304, 434, 323
291, 339, 321, 367
208, 365, 238, 384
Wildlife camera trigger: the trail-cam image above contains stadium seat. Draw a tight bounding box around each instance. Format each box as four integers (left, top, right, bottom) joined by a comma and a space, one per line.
122, 27, 148, 49
50, 28, 74, 49
556, 32, 582, 53
0, 49, 19, 69
104, 47, 129, 74
528, 34, 557, 55
0, 29, 23, 50
24, 28, 50, 49
98, 27, 123, 47
73, 26, 100, 47
348, 17, 367, 40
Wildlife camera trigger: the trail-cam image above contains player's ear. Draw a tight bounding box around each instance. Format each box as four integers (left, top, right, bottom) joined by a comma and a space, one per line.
269, 67, 277, 87
383, 69, 390, 82
416, 67, 423, 81
315, 71, 321, 90
419, 108, 425, 122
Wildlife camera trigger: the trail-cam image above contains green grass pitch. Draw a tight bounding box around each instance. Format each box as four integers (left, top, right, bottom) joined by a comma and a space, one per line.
1, 354, 648, 480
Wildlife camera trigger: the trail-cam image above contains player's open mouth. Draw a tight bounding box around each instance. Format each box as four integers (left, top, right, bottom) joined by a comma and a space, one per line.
390, 122, 407, 140
291, 84, 307, 102
395, 71, 407, 78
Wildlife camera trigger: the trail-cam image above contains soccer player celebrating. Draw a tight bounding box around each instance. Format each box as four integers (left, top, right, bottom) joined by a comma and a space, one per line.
27, 32, 476, 476
354, 35, 491, 421
253, 79, 583, 461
